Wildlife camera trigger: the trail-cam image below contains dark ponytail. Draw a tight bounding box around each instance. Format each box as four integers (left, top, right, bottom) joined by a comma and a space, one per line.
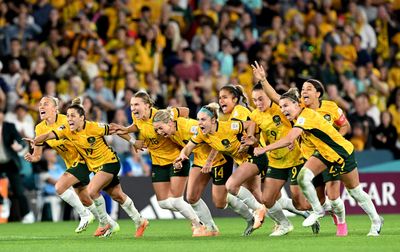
68, 97, 86, 119
220, 84, 250, 109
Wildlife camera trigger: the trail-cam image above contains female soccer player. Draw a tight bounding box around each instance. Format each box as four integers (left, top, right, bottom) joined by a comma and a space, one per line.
153, 109, 256, 236
110, 91, 207, 237
217, 85, 267, 229
25, 98, 148, 238
249, 83, 320, 236
254, 89, 383, 236
252, 61, 350, 236
24, 96, 115, 234
176, 103, 285, 236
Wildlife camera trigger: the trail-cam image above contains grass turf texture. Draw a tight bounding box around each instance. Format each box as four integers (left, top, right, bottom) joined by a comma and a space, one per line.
0, 214, 399, 252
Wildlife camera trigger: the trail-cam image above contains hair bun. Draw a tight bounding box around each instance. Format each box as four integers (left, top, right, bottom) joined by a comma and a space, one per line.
71, 97, 82, 106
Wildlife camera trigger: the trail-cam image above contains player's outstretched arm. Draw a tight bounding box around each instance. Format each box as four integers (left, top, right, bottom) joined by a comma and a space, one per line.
254, 127, 303, 156
251, 61, 281, 104
24, 145, 44, 163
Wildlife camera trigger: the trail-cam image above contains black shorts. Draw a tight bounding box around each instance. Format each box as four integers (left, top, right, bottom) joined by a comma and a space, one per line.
97, 161, 121, 191
193, 155, 234, 185
66, 163, 92, 188
151, 159, 190, 183
247, 153, 268, 181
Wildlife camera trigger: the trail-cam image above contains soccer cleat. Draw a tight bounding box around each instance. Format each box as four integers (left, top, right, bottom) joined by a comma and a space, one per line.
21, 211, 35, 224
94, 224, 111, 237
242, 218, 255, 236
253, 205, 267, 229
336, 223, 348, 236
102, 222, 120, 238
269, 223, 293, 237
135, 219, 149, 238
75, 212, 95, 233
302, 211, 324, 227
192, 224, 209, 237
311, 220, 320, 234
367, 216, 384, 237
210, 225, 220, 236
272, 223, 280, 232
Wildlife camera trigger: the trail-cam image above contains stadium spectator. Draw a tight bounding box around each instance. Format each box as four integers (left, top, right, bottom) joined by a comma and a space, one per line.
121, 147, 151, 177
348, 93, 377, 149
85, 76, 115, 122
0, 109, 32, 223
373, 111, 398, 154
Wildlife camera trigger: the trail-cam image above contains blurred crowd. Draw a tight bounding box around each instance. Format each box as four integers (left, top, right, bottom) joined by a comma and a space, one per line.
1, 0, 400, 221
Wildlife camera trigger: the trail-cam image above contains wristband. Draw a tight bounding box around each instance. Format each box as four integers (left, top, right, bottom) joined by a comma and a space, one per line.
129, 138, 136, 145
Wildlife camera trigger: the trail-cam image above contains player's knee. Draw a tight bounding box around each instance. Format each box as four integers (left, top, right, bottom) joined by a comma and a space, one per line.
186, 194, 200, 205
87, 186, 98, 200
262, 195, 274, 209
55, 182, 66, 195
326, 190, 340, 201
225, 180, 239, 195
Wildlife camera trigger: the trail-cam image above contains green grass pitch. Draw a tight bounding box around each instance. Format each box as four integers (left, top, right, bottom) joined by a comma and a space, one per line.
0, 215, 399, 252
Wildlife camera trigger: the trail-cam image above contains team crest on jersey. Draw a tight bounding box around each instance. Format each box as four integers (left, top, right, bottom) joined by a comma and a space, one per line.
221, 139, 231, 148
190, 126, 198, 134
58, 125, 66, 130
273, 115, 281, 126
324, 114, 331, 121
231, 122, 240, 130
297, 117, 305, 125
87, 137, 96, 146
183, 140, 189, 144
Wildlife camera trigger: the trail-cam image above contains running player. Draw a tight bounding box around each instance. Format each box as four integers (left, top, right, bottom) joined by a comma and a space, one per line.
110, 91, 208, 237
217, 85, 267, 229
254, 88, 383, 236
175, 103, 282, 236
153, 109, 256, 236
25, 98, 149, 238
24, 96, 114, 234
252, 62, 349, 236
249, 83, 320, 235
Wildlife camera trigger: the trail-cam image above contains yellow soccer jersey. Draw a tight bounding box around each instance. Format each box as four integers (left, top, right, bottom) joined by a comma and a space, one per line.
191, 121, 248, 164
35, 114, 82, 168
294, 108, 354, 165
220, 105, 251, 122
172, 118, 225, 167
53, 121, 118, 172
133, 107, 181, 165
301, 100, 347, 159
250, 103, 303, 169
